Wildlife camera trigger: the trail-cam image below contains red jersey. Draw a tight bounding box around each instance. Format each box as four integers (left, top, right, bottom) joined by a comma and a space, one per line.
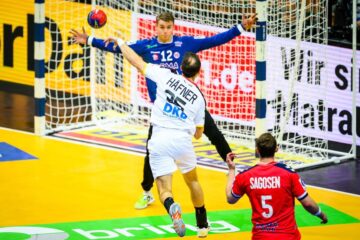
231, 161, 308, 240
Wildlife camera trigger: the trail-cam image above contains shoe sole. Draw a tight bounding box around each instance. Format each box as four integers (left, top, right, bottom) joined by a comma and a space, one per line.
170, 203, 186, 237
173, 218, 185, 237
198, 233, 208, 238
197, 227, 210, 238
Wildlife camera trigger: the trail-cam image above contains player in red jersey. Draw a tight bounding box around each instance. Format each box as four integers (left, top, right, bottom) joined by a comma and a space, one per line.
225, 133, 327, 240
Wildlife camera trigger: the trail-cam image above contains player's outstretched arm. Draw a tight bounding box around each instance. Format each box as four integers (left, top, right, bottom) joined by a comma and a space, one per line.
190, 13, 257, 52
299, 195, 328, 224
70, 28, 123, 53
70, 27, 88, 45
104, 37, 147, 74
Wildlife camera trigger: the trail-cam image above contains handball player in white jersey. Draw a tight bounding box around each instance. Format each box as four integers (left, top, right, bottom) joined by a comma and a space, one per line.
104, 36, 209, 237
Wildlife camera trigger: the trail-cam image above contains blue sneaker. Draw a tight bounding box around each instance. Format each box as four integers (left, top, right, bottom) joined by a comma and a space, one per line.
169, 203, 186, 237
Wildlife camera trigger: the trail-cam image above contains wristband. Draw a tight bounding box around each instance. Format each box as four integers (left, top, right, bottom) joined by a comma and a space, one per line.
314, 208, 322, 217
116, 38, 125, 47
87, 36, 94, 46
237, 23, 245, 33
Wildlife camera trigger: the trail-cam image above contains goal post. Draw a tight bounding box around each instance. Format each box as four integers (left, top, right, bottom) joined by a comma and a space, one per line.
34, 0, 46, 136
35, 0, 358, 168
255, 0, 267, 139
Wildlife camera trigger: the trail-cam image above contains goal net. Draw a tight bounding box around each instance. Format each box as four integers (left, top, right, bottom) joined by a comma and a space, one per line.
42, 0, 355, 168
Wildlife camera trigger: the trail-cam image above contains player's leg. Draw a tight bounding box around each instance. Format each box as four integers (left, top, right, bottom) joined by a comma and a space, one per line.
182, 168, 209, 238
148, 127, 185, 237
141, 154, 154, 191
203, 109, 231, 161
134, 125, 155, 209
155, 174, 173, 204
176, 134, 209, 237
156, 175, 186, 237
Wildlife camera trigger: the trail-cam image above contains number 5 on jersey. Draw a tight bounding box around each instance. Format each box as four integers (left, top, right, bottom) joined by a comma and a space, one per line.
261, 195, 273, 218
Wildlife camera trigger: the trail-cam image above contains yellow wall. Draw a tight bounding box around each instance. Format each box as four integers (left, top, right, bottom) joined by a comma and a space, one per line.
0, 0, 33, 85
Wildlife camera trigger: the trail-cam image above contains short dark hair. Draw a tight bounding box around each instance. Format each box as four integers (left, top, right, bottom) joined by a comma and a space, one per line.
255, 133, 277, 158
156, 12, 175, 24
181, 52, 201, 78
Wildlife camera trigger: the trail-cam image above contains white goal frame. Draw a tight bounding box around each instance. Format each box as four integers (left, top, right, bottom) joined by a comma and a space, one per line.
34, 0, 358, 169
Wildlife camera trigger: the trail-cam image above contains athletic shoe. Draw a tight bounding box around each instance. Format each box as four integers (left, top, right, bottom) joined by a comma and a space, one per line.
169, 203, 186, 237
197, 226, 210, 238
134, 193, 155, 209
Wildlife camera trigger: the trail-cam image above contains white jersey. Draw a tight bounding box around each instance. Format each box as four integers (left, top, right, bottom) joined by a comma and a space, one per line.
145, 64, 206, 134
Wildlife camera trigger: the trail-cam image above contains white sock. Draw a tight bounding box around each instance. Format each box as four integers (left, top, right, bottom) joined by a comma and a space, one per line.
144, 191, 153, 197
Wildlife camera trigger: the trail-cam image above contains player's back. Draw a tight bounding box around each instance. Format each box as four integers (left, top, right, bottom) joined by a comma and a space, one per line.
238, 162, 304, 240
145, 64, 205, 135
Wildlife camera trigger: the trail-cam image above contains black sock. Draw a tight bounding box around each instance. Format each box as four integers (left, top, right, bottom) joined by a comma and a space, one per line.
195, 206, 208, 228
164, 197, 175, 213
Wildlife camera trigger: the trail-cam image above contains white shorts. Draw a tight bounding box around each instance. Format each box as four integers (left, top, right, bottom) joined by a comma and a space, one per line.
148, 126, 197, 179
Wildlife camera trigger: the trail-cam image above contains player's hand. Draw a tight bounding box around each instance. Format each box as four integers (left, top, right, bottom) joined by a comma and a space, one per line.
320, 212, 328, 224
103, 37, 118, 49
242, 13, 258, 30
226, 152, 236, 170
70, 27, 88, 45
104, 31, 127, 50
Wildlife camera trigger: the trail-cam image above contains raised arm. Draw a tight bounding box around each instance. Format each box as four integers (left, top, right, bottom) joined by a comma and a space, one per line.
70, 27, 121, 53
70, 28, 147, 54
190, 13, 257, 52
93, 36, 147, 74
109, 38, 147, 74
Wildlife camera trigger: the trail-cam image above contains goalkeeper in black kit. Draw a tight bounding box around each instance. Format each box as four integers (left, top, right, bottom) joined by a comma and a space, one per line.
71, 11, 257, 209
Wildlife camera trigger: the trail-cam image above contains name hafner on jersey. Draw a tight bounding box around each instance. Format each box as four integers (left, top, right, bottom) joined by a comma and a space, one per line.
144, 64, 206, 135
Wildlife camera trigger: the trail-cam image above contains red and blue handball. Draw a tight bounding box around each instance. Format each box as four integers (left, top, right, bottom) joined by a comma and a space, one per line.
87, 9, 107, 29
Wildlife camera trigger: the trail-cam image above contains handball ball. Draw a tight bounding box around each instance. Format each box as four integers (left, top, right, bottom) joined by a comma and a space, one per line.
87, 9, 107, 29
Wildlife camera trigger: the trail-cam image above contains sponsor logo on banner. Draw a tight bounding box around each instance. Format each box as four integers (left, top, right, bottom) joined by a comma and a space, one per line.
266, 36, 360, 144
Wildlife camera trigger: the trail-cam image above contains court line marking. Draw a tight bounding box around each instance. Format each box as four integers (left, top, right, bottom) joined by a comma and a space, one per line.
1, 126, 359, 197
0, 127, 145, 157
